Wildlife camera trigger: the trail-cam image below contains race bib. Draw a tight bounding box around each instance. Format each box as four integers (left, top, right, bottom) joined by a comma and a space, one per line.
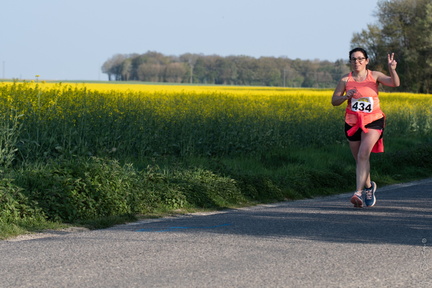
351, 97, 374, 113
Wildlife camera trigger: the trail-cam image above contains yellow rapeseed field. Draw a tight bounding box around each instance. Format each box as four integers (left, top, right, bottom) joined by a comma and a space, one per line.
0, 81, 430, 160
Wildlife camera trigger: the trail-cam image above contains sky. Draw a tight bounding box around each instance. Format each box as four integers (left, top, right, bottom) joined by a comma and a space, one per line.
1, 0, 380, 81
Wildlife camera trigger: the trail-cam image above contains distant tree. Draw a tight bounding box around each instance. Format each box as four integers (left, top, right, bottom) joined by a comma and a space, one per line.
332, 59, 351, 79
351, 0, 432, 92
137, 63, 163, 82
206, 55, 223, 84
192, 57, 209, 83
232, 56, 258, 85
351, 24, 385, 66
256, 57, 281, 86
164, 62, 187, 83
101, 54, 128, 81
121, 58, 132, 81
180, 53, 200, 83
282, 65, 303, 87
212, 57, 234, 84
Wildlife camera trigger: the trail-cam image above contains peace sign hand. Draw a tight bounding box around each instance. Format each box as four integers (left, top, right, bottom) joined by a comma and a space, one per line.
388, 53, 397, 70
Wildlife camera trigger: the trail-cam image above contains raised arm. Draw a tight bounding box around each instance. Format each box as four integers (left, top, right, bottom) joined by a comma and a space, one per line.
375, 53, 400, 87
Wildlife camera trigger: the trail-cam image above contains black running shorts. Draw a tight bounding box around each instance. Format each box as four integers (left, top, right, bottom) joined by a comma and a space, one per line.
345, 117, 385, 141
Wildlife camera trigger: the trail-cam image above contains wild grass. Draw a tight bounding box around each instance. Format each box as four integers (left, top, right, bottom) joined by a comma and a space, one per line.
0, 81, 431, 239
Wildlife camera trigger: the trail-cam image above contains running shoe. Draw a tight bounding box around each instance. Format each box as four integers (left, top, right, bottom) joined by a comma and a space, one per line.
350, 193, 363, 208
364, 181, 377, 207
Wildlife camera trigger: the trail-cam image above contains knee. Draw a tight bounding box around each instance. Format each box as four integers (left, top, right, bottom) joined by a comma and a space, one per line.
357, 150, 370, 162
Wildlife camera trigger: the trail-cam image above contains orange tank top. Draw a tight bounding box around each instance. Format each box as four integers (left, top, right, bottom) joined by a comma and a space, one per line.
345, 70, 384, 126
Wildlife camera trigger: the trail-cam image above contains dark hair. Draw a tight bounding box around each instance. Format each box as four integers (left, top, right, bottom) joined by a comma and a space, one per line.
349, 47, 369, 60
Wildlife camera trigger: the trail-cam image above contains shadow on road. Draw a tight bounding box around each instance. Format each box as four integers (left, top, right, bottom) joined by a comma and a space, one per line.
119, 178, 432, 246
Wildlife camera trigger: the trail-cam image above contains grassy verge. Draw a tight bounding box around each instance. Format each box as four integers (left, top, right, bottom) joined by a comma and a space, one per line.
1, 136, 431, 240
0, 82, 430, 239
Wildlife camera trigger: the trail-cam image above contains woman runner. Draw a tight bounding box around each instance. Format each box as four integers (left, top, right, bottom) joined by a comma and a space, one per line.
332, 47, 400, 207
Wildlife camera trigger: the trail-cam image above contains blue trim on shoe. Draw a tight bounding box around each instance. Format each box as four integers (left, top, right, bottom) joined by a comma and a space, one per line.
364, 181, 377, 207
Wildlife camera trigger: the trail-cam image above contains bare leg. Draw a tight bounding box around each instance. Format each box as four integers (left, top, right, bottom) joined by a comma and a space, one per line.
349, 129, 381, 192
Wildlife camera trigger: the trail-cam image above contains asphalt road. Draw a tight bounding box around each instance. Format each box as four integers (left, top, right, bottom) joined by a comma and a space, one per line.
1, 179, 431, 288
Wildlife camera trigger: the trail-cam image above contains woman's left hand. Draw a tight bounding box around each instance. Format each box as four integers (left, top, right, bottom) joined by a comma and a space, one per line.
388, 53, 397, 70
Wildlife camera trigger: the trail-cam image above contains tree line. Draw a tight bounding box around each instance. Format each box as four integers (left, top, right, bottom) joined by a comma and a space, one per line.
101, 52, 350, 88
102, 0, 432, 92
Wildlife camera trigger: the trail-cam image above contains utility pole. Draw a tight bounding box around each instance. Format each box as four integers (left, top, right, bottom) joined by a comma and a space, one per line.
2, 61, 4, 79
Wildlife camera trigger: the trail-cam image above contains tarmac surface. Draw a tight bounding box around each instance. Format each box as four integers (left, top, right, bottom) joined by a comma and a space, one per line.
1, 178, 431, 287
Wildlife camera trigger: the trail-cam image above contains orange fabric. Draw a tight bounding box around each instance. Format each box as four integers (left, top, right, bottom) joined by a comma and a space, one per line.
346, 109, 384, 153
345, 70, 384, 126
345, 70, 385, 153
